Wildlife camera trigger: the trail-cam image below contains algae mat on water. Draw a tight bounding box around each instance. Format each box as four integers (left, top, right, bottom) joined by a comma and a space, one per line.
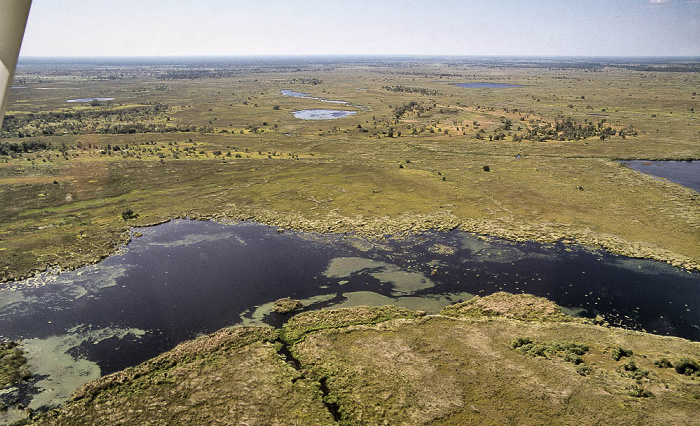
32, 294, 700, 425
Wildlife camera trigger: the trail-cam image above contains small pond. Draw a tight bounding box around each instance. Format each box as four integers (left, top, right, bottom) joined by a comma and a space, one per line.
0, 219, 698, 418
66, 97, 114, 103
281, 89, 349, 105
454, 82, 522, 88
621, 160, 700, 193
293, 109, 357, 120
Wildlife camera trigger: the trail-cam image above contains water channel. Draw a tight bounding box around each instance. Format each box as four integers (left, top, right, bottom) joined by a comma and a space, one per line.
0, 219, 698, 417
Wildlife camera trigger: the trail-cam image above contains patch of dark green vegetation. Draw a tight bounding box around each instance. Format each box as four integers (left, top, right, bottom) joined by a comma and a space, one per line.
619, 360, 651, 382
611, 346, 633, 361
0, 341, 30, 389
628, 385, 654, 398
121, 208, 139, 221
381, 85, 440, 96
654, 357, 673, 368
673, 358, 700, 376
511, 337, 589, 365
519, 117, 638, 142
392, 101, 426, 119
0, 140, 52, 155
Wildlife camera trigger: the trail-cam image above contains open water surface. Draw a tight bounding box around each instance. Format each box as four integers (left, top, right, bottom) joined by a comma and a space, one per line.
293, 109, 357, 120
65, 97, 114, 103
621, 160, 700, 193
0, 219, 698, 417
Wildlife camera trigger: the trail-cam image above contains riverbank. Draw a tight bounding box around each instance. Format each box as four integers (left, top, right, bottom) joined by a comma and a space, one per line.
28, 293, 700, 425
2, 204, 698, 286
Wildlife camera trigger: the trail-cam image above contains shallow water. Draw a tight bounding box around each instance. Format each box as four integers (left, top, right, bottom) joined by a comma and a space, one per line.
0, 220, 698, 415
621, 160, 700, 193
281, 89, 350, 105
293, 109, 357, 120
65, 97, 114, 103
454, 82, 522, 88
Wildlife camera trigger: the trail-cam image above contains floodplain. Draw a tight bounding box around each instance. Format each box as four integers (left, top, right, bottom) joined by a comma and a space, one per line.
1, 56, 699, 423
1, 57, 698, 282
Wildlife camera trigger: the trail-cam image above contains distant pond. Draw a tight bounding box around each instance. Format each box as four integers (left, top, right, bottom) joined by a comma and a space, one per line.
0, 220, 698, 417
620, 160, 700, 193
65, 97, 114, 103
293, 109, 357, 120
282, 89, 365, 119
454, 82, 522, 88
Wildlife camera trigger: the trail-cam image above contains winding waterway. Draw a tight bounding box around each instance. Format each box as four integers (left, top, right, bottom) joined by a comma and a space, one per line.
0, 219, 698, 417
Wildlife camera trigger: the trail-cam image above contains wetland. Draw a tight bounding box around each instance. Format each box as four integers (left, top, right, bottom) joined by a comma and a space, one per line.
1, 219, 698, 415
1, 56, 699, 423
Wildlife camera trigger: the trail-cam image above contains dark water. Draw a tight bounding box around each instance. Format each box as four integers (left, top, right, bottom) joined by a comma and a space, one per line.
0, 220, 698, 414
454, 82, 522, 88
621, 160, 700, 193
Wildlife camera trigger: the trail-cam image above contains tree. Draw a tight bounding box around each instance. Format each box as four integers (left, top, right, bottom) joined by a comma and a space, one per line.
121, 208, 139, 221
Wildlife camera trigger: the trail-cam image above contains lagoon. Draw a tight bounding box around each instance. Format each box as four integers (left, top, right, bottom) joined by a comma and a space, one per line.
0, 219, 698, 416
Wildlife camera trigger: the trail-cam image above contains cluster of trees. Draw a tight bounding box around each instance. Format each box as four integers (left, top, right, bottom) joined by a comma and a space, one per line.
280, 78, 322, 85
381, 85, 440, 96
96, 123, 209, 134
156, 69, 244, 79
520, 118, 635, 142
0, 140, 52, 155
392, 101, 425, 119
1, 103, 179, 138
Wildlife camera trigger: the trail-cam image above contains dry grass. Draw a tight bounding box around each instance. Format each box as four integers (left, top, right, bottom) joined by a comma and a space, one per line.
31, 294, 700, 425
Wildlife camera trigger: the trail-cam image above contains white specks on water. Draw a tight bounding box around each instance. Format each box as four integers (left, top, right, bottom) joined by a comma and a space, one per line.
147, 232, 244, 248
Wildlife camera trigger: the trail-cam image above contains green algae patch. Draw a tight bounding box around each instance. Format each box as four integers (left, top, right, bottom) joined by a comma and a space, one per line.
24, 295, 700, 425
440, 291, 575, 322
72, 326, 278, 402
35, 325, 335, 425
280, 305, 421, 344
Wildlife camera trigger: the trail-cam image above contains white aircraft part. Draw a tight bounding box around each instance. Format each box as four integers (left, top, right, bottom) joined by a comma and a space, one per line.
0, 0, 32, 128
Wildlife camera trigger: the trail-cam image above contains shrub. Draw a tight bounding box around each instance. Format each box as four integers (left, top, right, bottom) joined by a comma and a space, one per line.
654, 358, 673, 368
576, 365, 592, 376
511, 337, 532, 348
121, 208, 139, 221
611, 347, 633, 361
673, 358, 700, 376
628, 385, 653, 398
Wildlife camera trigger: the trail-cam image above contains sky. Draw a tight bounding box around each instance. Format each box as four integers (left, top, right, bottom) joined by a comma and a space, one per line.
17, 0, 700, 57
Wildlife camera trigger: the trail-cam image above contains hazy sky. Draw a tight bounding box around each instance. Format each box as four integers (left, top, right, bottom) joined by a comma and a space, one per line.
18, 0, 700, 57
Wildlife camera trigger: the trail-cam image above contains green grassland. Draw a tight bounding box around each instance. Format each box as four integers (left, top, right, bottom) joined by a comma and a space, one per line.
1, 59, 699, 282
31, 293, 700, 425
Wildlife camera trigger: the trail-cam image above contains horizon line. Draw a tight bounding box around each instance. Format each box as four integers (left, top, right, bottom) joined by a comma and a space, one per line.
17, 54, 700, 60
